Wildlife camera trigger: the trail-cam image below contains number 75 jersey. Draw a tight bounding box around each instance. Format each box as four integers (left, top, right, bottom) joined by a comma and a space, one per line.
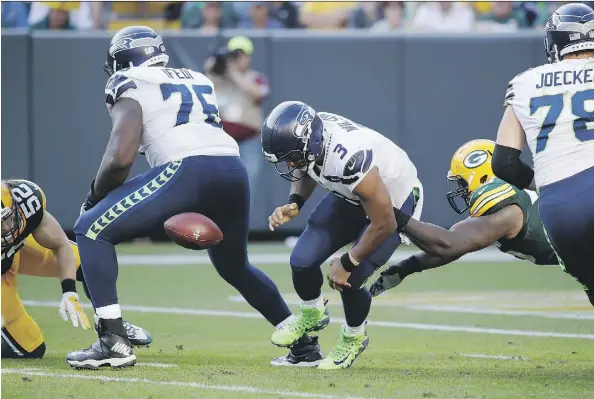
504, 58, 594, 187
105, 66, 239, 168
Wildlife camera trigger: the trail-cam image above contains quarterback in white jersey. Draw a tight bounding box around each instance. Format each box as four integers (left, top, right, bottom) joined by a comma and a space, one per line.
68, 27, 323, 369
492, 3, 594, 308
261, 101, 423, 370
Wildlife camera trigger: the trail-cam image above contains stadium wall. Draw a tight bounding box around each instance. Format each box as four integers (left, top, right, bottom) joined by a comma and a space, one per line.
1, 30, 546, 235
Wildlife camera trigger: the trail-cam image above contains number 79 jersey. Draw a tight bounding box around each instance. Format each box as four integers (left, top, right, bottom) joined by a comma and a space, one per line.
105, 66, 239, 168
504, 58, 594, 187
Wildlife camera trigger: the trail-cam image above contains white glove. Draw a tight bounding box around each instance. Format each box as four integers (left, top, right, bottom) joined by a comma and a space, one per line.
59, 292, 91, 329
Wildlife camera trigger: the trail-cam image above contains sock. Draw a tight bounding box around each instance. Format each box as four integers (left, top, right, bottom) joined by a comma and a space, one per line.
275, 314, 296, 329
345, 323, 366, 336
291, 267, 323, 301
98, 317, 126, 338
96, 304, 122, 319
340, 288, 372, 327
76, 267, 93, 303
302, 294, 324, 310
76, 234, 119, 309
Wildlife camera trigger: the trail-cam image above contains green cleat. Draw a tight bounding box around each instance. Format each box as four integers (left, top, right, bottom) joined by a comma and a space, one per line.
271, 299, 330, 347
317, 324, 369, 370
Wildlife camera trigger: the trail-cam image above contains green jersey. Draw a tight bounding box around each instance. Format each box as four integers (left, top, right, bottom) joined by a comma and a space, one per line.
468, 178, 557, 265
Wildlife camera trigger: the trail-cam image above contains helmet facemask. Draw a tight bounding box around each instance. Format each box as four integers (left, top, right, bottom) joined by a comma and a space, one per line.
1, 202, 22, 249
446, 174, 471, 214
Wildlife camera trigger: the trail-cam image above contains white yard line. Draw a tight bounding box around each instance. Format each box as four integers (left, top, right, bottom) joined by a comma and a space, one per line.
460, 354, 529, 360
0, 369, 373, 399
21, 300, 594, 340
136, 362, 178, 368
116, 249, 518, 266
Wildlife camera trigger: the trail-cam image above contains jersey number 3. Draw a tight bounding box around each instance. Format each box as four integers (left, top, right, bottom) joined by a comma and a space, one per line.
530, 89, 594, 153
160, 83, 222, 129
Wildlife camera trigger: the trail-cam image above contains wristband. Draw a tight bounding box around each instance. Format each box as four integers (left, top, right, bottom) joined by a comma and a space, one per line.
61, 278, 77, 294
288, 193, 305, 210
393, 208, 411, 232
340, 252, 358, 272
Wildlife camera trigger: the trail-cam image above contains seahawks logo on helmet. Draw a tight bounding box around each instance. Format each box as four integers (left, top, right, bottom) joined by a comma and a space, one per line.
293, 108, 314, 139
109, 36, 164, 57
463, 150, 489, 169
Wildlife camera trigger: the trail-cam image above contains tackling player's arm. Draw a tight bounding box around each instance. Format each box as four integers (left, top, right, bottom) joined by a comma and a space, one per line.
492, 87, 535, 190
93, 98, 143, 198
31, 211, 91, 329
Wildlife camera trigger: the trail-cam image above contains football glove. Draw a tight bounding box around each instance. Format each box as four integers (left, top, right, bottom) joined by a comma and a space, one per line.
59, 292, 91, 329
80, 180, 103, 215
369, 266, 404, 297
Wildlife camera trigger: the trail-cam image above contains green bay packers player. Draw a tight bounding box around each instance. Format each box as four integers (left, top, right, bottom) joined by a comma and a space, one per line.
1, 179, 151, 359
370, 139, 562, 297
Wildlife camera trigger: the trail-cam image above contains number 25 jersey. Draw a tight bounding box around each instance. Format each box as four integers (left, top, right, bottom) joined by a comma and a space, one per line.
505, 58, 594, 187
105, 66, 239, 168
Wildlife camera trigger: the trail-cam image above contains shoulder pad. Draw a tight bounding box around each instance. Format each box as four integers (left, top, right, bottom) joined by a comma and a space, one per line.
504, 67, 534, 107
469, 179, 519, 217
105, 73, 137, 106
342, 149, 374, 184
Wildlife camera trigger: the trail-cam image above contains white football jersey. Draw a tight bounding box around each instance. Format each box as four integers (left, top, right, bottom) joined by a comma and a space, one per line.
505, 58, 594, 187
105, 66, 239, 168
307, 112, 423, 214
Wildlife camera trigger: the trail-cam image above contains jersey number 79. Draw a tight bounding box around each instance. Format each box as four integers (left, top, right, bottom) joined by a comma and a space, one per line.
160, 83, 223, 129
530, 89, 594, 153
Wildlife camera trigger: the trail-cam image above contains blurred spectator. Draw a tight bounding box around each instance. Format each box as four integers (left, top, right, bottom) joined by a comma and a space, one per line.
476, 2, 524, 32
2, 2, 29, 28
411, 2, 475, 32
371, 2, 405, 32
181, 2, 237, 30
204, 36, 270, 187
29, 2, 103, 30
299, 1, 356, 29
269, 2, 300, 28
349, 2, 383, 29
237, 2, 285, 29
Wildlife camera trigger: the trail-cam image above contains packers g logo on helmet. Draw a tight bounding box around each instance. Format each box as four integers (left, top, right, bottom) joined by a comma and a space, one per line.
463, 150, 489, 169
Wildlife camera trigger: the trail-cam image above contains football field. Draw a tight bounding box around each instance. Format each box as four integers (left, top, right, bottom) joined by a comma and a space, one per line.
2, 242, 593, 399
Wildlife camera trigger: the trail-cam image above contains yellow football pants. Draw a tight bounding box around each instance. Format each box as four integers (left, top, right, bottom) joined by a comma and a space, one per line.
1, 236, 80, 358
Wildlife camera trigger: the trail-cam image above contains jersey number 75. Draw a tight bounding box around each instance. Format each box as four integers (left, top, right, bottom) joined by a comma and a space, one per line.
160, 83, 222, 129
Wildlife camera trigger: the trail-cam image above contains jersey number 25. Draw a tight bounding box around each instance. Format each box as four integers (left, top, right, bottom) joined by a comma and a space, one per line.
160, 83, 222, 129
530, 89, 594, 153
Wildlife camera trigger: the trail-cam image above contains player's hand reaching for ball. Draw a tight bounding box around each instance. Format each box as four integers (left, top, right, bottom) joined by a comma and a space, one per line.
268, 203, 299, 231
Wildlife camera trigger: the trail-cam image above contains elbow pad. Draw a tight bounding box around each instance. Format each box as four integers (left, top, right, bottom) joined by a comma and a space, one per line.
492, 144, 534, 189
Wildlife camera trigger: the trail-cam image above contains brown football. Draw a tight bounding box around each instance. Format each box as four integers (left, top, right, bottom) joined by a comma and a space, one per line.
164, 213, 223, 250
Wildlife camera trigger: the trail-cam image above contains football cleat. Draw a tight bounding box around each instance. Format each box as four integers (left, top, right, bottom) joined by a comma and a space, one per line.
317, 324, 369, 370
271, 299, 330, 347
66, 333, 136, 369
270, 336, 323, 367
94, 317, 153, 346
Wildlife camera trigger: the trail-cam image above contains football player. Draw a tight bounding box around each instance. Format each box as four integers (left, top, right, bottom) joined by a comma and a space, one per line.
491, 3, 594, 307
1, 179, 151, 359
67, 26, 321, 369
262, 102, 423, 369
369, 139, 562, 298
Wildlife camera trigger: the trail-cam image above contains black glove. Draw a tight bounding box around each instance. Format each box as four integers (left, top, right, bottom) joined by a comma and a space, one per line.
80, 181, 104, 215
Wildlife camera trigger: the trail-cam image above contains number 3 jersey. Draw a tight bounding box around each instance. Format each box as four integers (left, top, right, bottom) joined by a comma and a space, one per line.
1, 180, 46, 274
505, 58, 594, 188
105, 66, 239, 168
307, 112, 423, 215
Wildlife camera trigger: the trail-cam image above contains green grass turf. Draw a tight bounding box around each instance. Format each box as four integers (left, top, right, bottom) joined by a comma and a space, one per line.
2, 243, 593, 398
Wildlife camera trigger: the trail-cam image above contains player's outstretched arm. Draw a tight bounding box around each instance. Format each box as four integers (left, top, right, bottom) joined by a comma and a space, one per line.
402, 205, 521, 261
492, 106, 535, 190
32, 211, 91, 329
93, 98, 143, 199
268, 172, 316, 231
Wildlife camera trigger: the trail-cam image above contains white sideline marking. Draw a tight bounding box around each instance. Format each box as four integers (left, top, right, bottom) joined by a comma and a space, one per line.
136, 362, 178, 368
21, 300, 594, 340
1, 369, 372, 399
461, 353, 529, 360
116, 249, 517, 266
228, 295, 594, 321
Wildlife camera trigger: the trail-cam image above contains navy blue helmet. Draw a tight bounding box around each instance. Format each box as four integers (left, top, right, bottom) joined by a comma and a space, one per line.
545, 3, 594, 63
104, 26, 169, 76
261, 101, 325, 182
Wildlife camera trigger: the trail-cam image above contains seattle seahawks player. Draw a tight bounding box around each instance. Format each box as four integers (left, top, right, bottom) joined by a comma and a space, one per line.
67, 26, 321, 369
492, 3, 594, 307
369, 139, 560, 297
262, 102, 423, 369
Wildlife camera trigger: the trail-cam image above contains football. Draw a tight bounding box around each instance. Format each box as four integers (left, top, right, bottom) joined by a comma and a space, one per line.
164, 213, 223, 250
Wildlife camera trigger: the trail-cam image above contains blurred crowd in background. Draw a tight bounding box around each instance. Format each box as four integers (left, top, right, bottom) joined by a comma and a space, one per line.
2, 1, 589, 33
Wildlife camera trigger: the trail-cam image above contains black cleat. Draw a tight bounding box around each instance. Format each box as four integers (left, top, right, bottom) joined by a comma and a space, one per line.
270, 336, 323, 367
67, 333, 136, 370
94, 318, 153, 347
